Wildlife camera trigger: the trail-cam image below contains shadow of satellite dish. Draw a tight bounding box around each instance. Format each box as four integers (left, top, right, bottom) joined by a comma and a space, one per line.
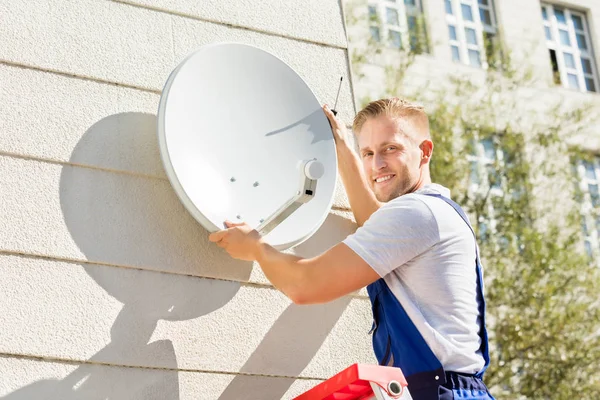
4, 111, 254, 400
59, 112, 249, 321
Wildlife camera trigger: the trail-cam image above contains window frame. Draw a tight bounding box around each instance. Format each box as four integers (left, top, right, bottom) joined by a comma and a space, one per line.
467, 136, 505, 240
445, 0, 498, 68
368, 0, 426, 51
542, 3, 598, 93
576, 158, 600, 261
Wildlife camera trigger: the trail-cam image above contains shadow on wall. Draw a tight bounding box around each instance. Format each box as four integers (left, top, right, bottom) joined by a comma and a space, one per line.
264, 109, 332, 144
1, 112, 360, 399
218, 213, 358, 400
1, 113, 251, 400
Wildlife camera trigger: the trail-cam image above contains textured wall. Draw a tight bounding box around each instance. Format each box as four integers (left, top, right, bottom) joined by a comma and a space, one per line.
0, 1, 377, 399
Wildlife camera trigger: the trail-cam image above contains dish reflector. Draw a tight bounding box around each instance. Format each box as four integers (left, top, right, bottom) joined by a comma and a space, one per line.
158, 43, 337, 250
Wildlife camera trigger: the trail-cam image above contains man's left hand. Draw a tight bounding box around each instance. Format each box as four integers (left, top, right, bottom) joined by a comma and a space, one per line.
208, 221, 264, 261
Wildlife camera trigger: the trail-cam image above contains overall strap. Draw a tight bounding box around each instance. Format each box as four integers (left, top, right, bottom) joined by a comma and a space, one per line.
367, 277, 445, 396
421, 193, 490, 378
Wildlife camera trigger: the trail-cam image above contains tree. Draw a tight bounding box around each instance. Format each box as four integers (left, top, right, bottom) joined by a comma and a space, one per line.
425, 75, 600, 399
345, 1, 600, 397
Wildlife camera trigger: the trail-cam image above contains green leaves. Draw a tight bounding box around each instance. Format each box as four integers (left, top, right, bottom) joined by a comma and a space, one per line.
424, 69, 600, 399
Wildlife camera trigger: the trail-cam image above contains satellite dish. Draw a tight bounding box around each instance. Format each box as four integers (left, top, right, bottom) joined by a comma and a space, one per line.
157, 43, 338, 250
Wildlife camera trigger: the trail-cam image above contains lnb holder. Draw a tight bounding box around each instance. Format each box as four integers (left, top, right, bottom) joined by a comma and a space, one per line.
256, 159, 324, 236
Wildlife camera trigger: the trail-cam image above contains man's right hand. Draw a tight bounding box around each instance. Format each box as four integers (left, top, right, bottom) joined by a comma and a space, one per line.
322, 104, 349, 145
321, 104, 382, 227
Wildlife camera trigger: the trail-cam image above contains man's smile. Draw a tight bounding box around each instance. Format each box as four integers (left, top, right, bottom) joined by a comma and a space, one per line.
374, 174, 396, 184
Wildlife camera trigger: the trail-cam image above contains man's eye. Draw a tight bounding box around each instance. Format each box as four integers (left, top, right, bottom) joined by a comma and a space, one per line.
387, 146, 396, 151
362, 152, 373, 158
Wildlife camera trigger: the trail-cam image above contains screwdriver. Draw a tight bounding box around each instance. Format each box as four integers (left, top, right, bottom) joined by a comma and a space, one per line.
331, 76, 343, 116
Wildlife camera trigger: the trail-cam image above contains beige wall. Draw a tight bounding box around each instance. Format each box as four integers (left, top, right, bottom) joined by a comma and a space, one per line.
0, 1, 378, 398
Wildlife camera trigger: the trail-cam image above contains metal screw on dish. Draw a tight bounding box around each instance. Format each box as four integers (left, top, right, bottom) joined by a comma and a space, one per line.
253, 181, 260, 187
230, 177, 236, 182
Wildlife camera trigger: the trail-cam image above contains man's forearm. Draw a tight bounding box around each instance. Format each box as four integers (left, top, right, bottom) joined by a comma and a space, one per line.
254, 243, 312, 303
337, 140, 382, 226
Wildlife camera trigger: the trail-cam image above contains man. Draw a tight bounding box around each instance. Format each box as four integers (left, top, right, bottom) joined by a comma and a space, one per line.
209, 98, 494, 399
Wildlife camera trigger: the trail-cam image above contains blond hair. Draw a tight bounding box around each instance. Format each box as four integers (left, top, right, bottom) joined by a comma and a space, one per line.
353, 98, 430, 139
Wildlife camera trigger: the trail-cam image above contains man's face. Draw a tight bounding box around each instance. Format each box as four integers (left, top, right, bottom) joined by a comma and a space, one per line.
358, 115, 425, 202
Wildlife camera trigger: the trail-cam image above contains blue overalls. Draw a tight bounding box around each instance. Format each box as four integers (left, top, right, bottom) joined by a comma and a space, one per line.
366, 194, 495, 400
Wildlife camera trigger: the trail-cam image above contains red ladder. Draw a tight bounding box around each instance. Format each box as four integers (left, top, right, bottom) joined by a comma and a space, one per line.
293, 364, 413, 400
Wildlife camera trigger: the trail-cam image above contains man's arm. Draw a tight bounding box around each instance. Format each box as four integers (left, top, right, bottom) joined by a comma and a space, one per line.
323, 105, 381, 226
256, 241, 380, 304
209, 222, 380, 304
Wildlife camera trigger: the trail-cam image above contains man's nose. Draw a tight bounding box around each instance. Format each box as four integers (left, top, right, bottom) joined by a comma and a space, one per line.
373, 153, 387, 170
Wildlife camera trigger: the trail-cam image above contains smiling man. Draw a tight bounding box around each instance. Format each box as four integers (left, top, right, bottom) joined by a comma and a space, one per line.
209, 98, 494, 400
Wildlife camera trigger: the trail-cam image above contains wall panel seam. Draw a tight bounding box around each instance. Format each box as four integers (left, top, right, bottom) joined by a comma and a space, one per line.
0, 60, 161, 94
109, 0, 348, 51
331, 205, 352, 212
0, 151, 166, 181
0, 151, 354, 210
0, 250, 370, 300
0, 352, 327, 381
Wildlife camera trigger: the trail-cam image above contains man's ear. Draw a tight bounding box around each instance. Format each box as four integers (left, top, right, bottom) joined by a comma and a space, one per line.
420, 139, 434, 162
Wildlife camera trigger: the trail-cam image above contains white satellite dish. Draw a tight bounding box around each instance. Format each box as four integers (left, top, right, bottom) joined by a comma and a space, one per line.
157, 43, 338, 250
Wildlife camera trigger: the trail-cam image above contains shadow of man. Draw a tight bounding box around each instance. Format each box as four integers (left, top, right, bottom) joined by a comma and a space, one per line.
2, 112, 361, 400
218, 213, 358, 400
1, 112, 252, 399
264, 109, 332, 145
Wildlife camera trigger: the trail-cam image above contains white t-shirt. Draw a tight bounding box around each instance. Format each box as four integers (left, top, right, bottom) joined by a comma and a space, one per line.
343, 183, 485, 374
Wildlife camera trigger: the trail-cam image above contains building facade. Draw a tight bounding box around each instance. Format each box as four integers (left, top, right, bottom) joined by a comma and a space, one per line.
0, 1, 377, 399
343, 1, 600, 397
344, 0, 600, 259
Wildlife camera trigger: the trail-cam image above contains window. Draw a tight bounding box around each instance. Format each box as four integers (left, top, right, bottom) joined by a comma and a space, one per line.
542, 4, 598, 93
576, 158, 600, 260
368, 0, 427, 52
467, 137, 505, 241
468, 138, 504, 194
446, 0, 498, 68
